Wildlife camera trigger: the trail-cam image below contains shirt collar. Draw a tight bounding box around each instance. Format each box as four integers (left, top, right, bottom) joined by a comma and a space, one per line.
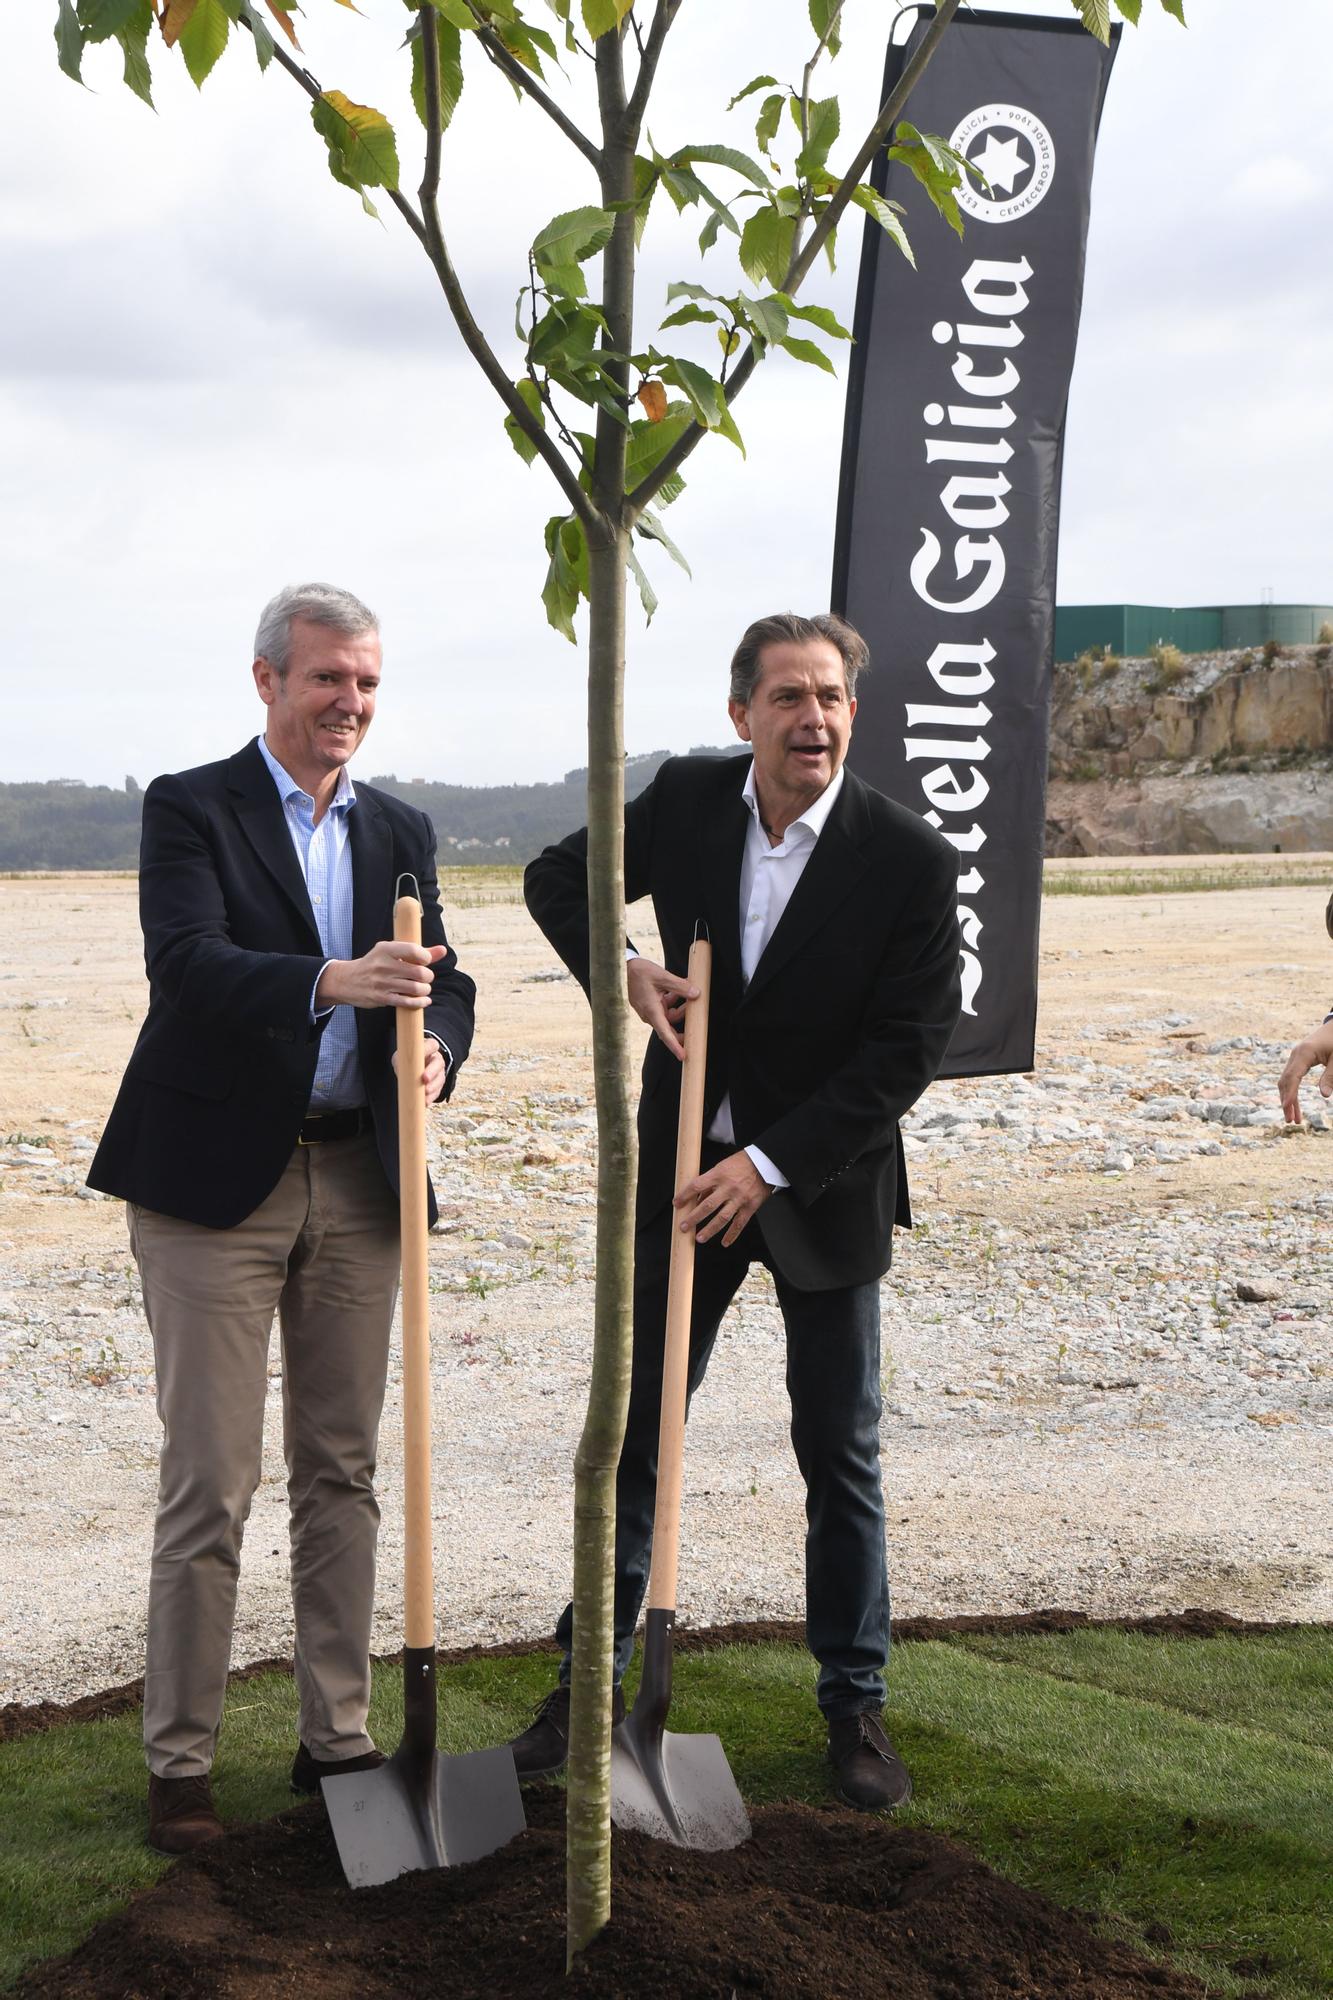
256, 734, 356, 813
741, 757, 844, 845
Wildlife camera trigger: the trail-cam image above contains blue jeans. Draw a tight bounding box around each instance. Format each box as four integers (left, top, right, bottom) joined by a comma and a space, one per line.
556, 1199, 889, 1719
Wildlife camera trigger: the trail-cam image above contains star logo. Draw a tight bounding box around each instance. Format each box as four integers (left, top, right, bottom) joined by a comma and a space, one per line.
969, 133, 1032, 200
948, 104, 1056, 225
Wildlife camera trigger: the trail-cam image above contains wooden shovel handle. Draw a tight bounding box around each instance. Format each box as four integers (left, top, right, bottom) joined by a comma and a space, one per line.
645, 932, 712, 1614
394, 891, 434, 1651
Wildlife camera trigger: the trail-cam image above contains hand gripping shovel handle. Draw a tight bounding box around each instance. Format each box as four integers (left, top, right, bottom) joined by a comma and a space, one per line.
395, 888, 436, 1745
646, 926, 712, 1617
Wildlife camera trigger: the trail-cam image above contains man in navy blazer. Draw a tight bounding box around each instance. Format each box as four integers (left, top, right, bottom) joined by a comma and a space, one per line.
515, 611, 961, 1812
89, 583, 475, 1853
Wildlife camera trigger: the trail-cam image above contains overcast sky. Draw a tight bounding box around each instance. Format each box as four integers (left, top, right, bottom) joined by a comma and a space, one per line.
4, 1, 1330, 789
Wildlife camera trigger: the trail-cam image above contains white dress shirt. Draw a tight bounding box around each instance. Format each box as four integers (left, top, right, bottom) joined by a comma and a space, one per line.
257, 735, 364, 1110
257, 737, 450, 1110
706, 760, 846, 1189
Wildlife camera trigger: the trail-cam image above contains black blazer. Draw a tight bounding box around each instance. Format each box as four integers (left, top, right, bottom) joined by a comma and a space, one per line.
88, 741, 475, 1229
524, 755, 961, 1291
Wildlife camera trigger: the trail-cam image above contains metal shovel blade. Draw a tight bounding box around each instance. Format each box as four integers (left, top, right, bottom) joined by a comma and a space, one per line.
324, 1741, 525, 1889
322, 1647, 525, 1889
610, 1611, 750, 1852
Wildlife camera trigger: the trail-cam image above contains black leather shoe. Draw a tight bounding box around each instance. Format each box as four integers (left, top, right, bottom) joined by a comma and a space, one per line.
509, 1683, 626, 1780
290, 1741, 385, 1795
827, 1711, 913, 1811
147, 1772, 224, 1854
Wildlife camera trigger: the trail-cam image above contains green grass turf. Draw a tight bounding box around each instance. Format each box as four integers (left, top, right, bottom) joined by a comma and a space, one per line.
1, 1632, 1329, 1996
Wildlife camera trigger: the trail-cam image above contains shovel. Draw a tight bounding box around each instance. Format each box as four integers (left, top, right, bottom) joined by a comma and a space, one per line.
323, 880, 526, 1888
610, 921, 751, 1851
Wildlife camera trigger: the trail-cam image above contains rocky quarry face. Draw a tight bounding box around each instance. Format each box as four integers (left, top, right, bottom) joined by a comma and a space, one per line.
1045, 643, 1333, 854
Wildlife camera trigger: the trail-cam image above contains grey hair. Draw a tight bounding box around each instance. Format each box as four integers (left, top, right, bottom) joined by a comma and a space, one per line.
728, 611, 870, 706
253, 582, 379, 678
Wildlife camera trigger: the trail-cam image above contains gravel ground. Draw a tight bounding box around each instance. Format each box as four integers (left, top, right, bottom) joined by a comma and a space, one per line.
1, 871, 1330, 1709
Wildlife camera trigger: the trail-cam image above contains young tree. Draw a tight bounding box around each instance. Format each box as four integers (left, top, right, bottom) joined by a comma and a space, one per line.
50, 0, 1178, 1962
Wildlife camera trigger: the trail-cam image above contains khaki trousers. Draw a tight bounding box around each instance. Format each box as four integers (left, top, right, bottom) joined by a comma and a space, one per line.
129, 1131, 400, 1778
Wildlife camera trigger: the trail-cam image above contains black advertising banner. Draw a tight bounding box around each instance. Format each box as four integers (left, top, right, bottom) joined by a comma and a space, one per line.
832, 9, 1118, 1076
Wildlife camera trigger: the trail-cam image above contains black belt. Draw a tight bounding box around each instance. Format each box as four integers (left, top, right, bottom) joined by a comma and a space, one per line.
297, 1106, 371, 1145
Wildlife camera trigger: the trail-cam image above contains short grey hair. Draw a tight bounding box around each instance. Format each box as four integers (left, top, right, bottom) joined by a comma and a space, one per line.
253, 582, 379, 678
729, 611, 869, 706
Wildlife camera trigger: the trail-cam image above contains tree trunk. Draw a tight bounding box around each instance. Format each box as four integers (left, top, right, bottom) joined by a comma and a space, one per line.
566, 36, 638, 1958
565, 520, 635, 1967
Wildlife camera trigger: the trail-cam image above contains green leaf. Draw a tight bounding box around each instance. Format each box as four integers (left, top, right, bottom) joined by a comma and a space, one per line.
809, 0, 842, 56
116, 0, 154, 104
698, 207, 724, 254
532, 206, 615, 272
755, 92, 784, 157
660, 355, 721, 430
581, 0, 631, 36
715, 396, 745, 457
504, 378, 545, 466
1157, 0, 1186, 21
796, 95, 839, 181
780, 333, 835, 375
780, 294, 851, 340
888, 125, 963, 237
312, 90, 400, 192
659, 302, 723, 331
637, 508, 691, 576
626, 545, 659, 624
55, 0, 85, 81
410, 19, 462, 131
1074, 0, 1111, 40
237, 0, 275, 69
541, 512, 588, 644
674, 144, 770, 190
624, 405, 691, 505
1112, 0, 1142, 19
429, 0, 480, 26
530, 299, 603, 370
743, 292, 788, 350
77, 0, 140, 45
850, 182, 915, 267
727, 74, 778, 111
177, 0, 229, 86
739, 204, 795, 289
497, 14, 557, 75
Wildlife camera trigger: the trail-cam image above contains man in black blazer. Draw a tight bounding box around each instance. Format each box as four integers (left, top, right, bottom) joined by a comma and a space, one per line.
89, 583, 475, 1853
514, 611, 961, 1811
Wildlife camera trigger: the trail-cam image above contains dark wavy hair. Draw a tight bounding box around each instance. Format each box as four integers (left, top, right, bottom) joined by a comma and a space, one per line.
728, 612, 869, 706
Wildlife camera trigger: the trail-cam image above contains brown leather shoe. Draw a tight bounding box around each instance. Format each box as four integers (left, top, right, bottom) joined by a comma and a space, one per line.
509, 1683, 626, 1780
290, 1742, 385, 1795
147, 1772, 224, 1854
827, 1711, 913, 1811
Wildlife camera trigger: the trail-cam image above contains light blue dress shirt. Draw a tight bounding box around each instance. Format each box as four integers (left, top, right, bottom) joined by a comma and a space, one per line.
256, 735, 365, 1111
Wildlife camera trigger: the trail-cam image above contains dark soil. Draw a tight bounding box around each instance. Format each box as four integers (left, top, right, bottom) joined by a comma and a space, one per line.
14, 1789, 1223, 2000
0, 1609, 1310, 1744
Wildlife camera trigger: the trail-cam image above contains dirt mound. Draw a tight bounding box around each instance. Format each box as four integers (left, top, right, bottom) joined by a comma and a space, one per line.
15, 1790, 1228, 2000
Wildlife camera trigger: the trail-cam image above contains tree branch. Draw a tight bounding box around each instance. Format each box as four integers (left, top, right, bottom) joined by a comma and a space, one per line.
624, 0, 681, 136
786, 0, 960, 294
416, 9, 600, 533
625, 0, 961, 519
235, 14, 432, 246
471, 12, 602, 170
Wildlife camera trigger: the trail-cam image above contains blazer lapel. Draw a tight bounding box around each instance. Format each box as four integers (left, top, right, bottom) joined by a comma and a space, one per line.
348, 788, 393, 958
226, 743, 322, 950
695, 759, 751, 999
743, 769, 871, 1002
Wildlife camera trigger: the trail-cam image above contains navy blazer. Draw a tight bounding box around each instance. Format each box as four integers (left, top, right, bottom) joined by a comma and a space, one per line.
89, 740, 475, 1229
524, 755, 961, 1291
